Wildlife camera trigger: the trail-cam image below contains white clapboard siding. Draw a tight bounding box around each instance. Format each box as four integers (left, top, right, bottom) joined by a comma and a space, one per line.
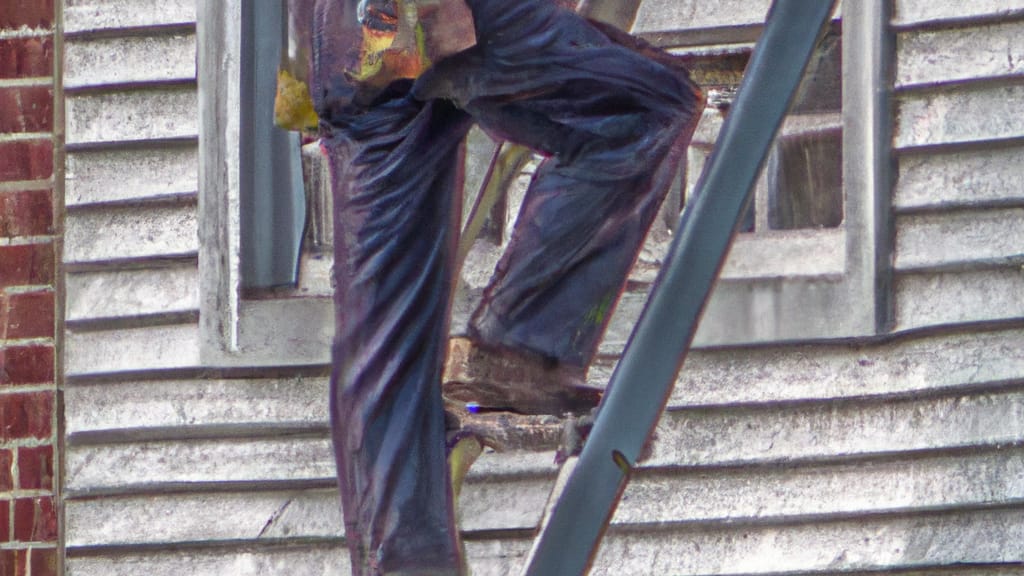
65, 87, 198, 147
62, 1, 1024, 575
61, 422, 1024, 541
593, 326, 1024, 407
65, 323, 201, 376
895, 207, 1024, 271
65, 265, 199, 324
896, 144, 1024, 211
648, 389, 1024, 467
895, 268, 1024, 331
64, 32, 196, 89
633, 0, 771, 34
63, 203, 198, 265
64, 377, 331, 436
62, 371, 1024, 544
896, 18, 1024, 89
65, 437, 338, 492
590, 507, 1024, 576
66, 145, 198, 207
66, 547, 353, 576
64, 0, 196, 35
65, 496, 1024, 574
895, 82, 1024, 150
894, 0, 1024, 27
891, 9, 1024, 339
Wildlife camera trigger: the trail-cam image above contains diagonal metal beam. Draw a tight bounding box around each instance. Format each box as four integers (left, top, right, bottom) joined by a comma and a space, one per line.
522, 2, 839, 574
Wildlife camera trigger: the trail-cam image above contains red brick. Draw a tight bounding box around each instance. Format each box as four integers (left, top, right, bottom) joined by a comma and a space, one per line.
13, 496, 55, 542
0, 37, 52, 79
0, 392, 52, 442
0, 86, 52, 133
29, 548, 56, 576
3, 292, 54, 339
0, 448, 11, 491
0, 0, 54, 29
0, 190, 52, 237
0, 549, 26, 576
0, 140, 52, 182
0, 243, 53, 288
0, 500, 9, 542
16, 445, 51, 491
0, 347, 54, 385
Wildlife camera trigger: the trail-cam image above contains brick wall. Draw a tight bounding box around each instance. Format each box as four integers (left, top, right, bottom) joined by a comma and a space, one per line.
0, 1, 59, 575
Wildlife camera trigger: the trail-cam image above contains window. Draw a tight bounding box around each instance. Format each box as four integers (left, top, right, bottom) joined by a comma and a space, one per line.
603, 1, 893, 348
196, 1, 893, 367
198, 0, 333, 365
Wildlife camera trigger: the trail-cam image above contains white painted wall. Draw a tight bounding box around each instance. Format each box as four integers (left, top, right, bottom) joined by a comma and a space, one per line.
61, 0, 1024, 574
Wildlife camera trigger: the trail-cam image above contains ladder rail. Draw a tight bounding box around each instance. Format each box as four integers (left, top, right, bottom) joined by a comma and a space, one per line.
522, 2, 840, 574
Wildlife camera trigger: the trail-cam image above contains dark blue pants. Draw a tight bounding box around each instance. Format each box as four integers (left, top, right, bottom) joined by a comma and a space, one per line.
318, 1, 702, 573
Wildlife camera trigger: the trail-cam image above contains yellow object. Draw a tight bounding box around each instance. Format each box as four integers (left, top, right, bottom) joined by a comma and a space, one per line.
274, 69, 319, 132
448, 433, 483, 500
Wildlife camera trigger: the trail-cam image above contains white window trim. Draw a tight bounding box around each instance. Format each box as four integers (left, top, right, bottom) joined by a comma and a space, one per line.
198, 0, 331, 366
659, 1, 892, 346
196, 0, 892, 367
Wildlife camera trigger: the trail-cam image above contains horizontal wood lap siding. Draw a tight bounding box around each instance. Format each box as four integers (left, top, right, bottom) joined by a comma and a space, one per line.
62, 0, 200, 375
62, 2, 1024, 576
60, 2, 209, 573
893, 5, 1024, 333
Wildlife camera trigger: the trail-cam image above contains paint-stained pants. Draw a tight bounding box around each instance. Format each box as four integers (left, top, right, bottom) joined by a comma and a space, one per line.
318, 1, 702, 573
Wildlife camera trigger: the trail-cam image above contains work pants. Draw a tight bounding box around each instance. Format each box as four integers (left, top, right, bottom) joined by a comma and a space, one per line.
319, 1, 702, 572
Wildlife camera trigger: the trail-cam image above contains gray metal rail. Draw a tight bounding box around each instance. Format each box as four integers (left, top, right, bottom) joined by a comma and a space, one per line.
523, 2, 840, 573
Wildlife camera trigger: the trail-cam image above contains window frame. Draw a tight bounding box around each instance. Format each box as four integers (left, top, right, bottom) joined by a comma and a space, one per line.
630, 1, 893, 347
196, 0, 892, 367
198, 0, 331, 366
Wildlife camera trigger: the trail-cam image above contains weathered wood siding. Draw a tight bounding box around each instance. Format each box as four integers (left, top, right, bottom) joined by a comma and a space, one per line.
61, 1, 1024, 575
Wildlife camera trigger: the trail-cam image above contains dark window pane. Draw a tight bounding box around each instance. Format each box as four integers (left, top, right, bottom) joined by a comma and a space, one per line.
790, 28, 842, 114
768, 128, 843, 230
738, 197, 756, 233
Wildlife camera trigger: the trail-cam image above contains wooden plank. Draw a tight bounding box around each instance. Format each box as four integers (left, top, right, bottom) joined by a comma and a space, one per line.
64, 0, 196, 34
67, 547, 351, 576
65, 437, 336, 492
894, 0, 1024, 27
615, 447, 1024, 525
895, 207, 1024, 271
648, 388, 1024, 467
66, 447, 1024, 540
66, 87, 197, 146
66, 146, 198, 207
64, 490, 342, 548
66, 494, 1024, 574
66, 265, 198, 323
593, 326, 1024, 409
590, 507, 1024, 575
64, 377, 330, 436
895, 268, 1024, 331
64, 203, 198, 265
896, 83, 1024, 149
65, 33, 196, 89
65, 323, 201, 377
64, 542, 545, 576
63, 386, 1024, 496
896, 19, 1024, 88
69, 543, 1024, 576
896, 144, 1024, 211
632, 0, 771, 34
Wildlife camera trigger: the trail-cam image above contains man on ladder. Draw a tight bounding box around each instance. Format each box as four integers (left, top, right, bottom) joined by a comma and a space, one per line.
309, 1, 703, 573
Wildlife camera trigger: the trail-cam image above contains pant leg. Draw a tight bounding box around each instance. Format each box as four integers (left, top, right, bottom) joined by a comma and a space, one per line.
320, 84, 473, 575
430, 0, 704, 367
